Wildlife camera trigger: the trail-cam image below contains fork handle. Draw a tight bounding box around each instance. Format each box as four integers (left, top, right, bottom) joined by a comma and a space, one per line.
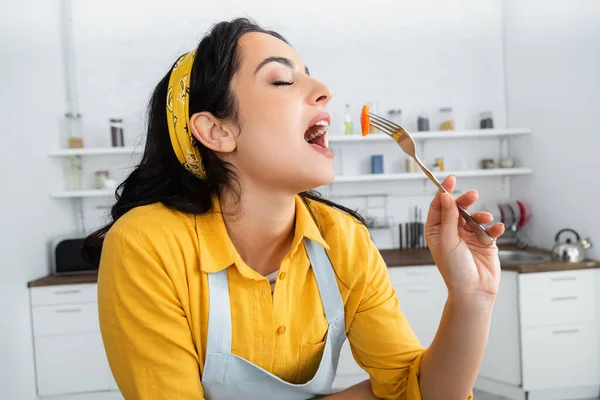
413, 158, 495, 246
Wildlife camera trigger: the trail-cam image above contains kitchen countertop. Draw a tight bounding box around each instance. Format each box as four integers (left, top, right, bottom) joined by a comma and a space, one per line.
380, 246, 600, 274
28, 246, 600, 287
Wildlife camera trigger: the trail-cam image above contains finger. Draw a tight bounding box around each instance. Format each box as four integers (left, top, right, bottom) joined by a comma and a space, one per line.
426, 175, 457, 230
455, 190, 478, 210
486, 222, 505, 239
439, 192, 461, 250
459, 212, 494, 230
439, 174, 456, 195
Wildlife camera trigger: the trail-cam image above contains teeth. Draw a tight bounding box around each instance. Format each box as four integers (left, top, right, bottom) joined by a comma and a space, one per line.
305, 125, 328, 142
314, 120, 329, 127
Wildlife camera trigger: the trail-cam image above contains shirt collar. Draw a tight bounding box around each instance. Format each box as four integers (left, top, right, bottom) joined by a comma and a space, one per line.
195, 195, 330, 274
195, 196, 235, 274
290, 195, 330, 255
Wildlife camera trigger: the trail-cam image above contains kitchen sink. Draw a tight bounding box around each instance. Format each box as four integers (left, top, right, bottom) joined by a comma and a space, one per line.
498, 250, 552, 263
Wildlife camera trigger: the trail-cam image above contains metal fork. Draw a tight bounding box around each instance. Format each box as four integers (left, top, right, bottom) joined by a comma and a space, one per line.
368, 112, 494, 246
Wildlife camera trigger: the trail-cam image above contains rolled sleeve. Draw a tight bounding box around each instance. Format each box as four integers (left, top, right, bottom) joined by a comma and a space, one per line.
346, 229, 425, 400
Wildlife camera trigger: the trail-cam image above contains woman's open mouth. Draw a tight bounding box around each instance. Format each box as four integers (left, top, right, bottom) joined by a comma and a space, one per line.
304, 119, 334, 159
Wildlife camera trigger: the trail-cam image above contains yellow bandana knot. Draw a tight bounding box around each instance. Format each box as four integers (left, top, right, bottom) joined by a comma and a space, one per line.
166, 51, 207, 180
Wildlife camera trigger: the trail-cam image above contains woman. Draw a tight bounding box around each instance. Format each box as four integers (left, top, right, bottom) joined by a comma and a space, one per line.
85, 18, 504, 400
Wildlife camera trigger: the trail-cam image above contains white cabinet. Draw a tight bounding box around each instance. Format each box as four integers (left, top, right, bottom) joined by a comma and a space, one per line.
521, 323, 599, 390
334, 265, 446, 390
479, 269, 600, 398
35, 334, 117, 396
30, 283, 119, 398
389, 266, 446, 348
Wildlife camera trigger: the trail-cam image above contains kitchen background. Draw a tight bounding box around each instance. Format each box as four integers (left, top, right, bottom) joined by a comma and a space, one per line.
1, 0, 599, 399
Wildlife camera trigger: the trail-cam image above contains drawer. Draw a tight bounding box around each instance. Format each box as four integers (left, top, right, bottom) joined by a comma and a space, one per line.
31, 284, 97, 306
34, 333, 117, 397
519, 270, 595, 297
520, 289, 596, 327
388, 266, 442, 286
32, 303, 100, 337
521, 324, 600, 390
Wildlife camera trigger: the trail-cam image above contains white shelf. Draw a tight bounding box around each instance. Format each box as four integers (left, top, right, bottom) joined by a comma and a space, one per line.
50, 168, 533, 196
328, 128, 531, 143
333, 168, 533, 183
48, 147, 141, 156
51, 189, 115, 198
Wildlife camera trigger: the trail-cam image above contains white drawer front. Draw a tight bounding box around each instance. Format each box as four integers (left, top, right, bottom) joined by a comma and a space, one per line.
388, 266, 442, 286
31, 284, 97, 306
520, 290, 596, 327
32, 303, 100, 337
519, 270, 595, 297
394, 284, 447, 347
35, 333, 117, 397
521, 324, 600, 390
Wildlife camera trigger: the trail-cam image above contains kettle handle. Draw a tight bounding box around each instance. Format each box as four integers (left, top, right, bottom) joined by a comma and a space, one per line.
555, 228, 581, 243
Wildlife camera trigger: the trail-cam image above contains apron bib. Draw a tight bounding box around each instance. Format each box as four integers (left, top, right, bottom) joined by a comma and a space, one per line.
201, 238, 347, 400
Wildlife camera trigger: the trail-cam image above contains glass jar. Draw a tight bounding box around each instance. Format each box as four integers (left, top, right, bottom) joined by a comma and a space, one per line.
95, 170, 109, 189
110, 118, 125, 147
387, 109, 402, 126
480, 111, 494, 129
439, 107, 455, 131
417, 113, 430, 132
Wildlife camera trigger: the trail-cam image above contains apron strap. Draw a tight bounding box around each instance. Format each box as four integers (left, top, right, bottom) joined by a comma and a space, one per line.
206, 269, 233, 355
304, 238, 345, 324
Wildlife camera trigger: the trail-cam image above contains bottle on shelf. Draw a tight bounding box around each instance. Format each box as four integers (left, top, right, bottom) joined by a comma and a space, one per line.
343, 104, 354, 134
66, 156, 81, 190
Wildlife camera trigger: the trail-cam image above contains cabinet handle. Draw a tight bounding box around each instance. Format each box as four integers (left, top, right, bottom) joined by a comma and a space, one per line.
53, 289, 81, 295
550, 276, 576, 281
551, 296, 578, 301
55, 308, 82, 313
408, 289, 431, 294
552, 329, 579, 335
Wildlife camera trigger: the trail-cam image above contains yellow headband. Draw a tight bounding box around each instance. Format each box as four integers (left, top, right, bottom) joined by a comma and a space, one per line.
166, 50, 207, 180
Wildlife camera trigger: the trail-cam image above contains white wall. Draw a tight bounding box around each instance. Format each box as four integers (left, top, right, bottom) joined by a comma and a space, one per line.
67, 0, 511, 236
0, 1, 75, 399
504, 0, 600, 257
1, 0, 509, 397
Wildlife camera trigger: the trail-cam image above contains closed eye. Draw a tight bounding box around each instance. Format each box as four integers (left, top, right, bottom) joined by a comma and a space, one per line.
272, 80, 294, 86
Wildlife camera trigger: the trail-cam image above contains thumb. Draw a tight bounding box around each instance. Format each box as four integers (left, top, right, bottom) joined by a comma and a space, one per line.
440, 193, 460, 249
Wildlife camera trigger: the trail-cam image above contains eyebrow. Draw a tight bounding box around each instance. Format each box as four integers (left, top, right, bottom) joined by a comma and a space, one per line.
254, 56, 310, 76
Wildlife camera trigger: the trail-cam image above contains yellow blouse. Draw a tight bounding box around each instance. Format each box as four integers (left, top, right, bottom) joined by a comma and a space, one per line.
98, 196, 425, 399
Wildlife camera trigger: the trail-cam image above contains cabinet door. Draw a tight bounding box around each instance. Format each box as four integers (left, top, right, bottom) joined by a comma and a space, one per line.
35, 333, 117, 397
394, 283, 447, 347
521, 323, 600, 390
479, 271, 522, 385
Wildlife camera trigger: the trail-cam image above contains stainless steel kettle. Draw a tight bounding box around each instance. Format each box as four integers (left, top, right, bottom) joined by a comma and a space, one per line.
551, 229, 592, 263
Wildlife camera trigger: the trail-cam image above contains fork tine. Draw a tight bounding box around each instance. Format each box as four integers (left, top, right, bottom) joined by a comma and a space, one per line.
369, 120, 395, 138
369, 113, 403, 131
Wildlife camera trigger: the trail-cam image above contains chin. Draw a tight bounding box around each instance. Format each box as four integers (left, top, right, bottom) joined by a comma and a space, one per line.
299, 168, 336, 192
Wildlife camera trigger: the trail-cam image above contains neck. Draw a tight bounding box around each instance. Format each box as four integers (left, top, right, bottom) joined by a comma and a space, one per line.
220, 186, 297, 276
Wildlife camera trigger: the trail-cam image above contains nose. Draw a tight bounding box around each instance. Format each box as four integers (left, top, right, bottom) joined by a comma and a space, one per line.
309, 78, 333, 106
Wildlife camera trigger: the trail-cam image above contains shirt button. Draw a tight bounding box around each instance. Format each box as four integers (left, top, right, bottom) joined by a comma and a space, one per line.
277, 326, 286, 335
278, 272, 287, 281
260, 286, 266, 296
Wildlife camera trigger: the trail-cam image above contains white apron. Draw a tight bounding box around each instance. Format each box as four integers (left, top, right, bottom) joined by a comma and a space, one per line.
201, 238, 347, 400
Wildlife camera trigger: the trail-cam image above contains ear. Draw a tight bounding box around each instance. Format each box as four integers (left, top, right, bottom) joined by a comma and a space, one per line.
189, 112, 237, 154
